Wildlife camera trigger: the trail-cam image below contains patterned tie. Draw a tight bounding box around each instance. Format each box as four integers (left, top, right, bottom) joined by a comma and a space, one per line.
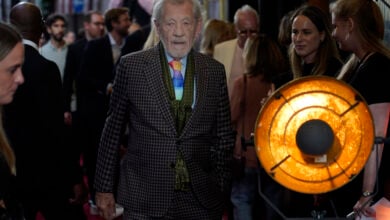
169, 60, 184, 100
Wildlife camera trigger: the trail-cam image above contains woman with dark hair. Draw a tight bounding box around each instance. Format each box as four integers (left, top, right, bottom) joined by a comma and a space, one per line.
284, 5, 346, 218
289, 4, 343, 79
230, 34, 287, 220
274, 4, 344, 92
0, 22, 25, 220
278, 10, 294, 52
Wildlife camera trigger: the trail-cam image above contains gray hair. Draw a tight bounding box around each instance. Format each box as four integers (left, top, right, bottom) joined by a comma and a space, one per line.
234, 4, 260, 25
152, 0, 203, 24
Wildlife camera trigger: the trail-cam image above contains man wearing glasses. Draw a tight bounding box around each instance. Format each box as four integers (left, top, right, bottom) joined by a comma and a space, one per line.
213, 4, 259, 98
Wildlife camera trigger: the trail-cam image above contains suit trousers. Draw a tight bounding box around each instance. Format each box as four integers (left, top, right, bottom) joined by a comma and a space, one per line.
123, 190, 223, 220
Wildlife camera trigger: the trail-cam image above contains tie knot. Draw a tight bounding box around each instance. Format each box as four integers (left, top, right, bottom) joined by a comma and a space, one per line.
169, 60, 182, 72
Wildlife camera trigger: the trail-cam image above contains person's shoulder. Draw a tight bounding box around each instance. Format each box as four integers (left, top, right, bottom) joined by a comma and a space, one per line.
127, 24, 151, 40
195, 51, 223, 67
84, 36, 109, 54
371, 52, 390, 63
326, 56, 344, 76
127, 45, 155, 57
69, 38, 87, 49
119, 46, 157, 66
40, 42, 51, 53
272, 71, 293, 89
26, 47, 53, 64
87, 35, 109, 47
214, 38, 237, 50
24, 44, 38, 54
24, 50, 60, 75
36, 50, 60, 69
362, 52, 390, 71
40, 55, 60, 72
66, 39, 87, 57
41, 41, 51, 49
328, 56, 343, 66
213, 38, 237, 60
122, 32, 146, 54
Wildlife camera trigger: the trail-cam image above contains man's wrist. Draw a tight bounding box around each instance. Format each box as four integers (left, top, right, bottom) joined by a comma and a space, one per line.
362, 191, 374, 197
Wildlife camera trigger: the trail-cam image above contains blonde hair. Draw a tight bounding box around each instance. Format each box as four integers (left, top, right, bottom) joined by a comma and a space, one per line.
143, 25, 160, 50
200, 19, 234, 56
0, 110, 16, 175
331, 0, 390, 80
0, 23, 20, 175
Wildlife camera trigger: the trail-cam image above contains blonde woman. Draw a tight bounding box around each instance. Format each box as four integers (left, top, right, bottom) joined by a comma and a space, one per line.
0, 22, 25, 220
200, 19, 235, 56
143, 24, 159, 50
331, 0, 390, 218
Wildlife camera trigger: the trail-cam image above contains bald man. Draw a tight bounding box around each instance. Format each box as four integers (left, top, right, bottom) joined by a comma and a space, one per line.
3, 2, 87, 220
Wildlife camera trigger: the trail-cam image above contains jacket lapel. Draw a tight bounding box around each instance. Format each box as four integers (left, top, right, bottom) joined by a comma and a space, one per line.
143, 47, 177, 135
180, 53, 208, 137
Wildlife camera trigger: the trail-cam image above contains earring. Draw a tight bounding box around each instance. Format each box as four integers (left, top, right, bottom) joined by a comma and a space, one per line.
344, 32, 350, 41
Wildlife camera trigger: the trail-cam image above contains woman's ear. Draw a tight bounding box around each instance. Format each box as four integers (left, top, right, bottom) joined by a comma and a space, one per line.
347, 17, 354, 32
320, 31, 325, 42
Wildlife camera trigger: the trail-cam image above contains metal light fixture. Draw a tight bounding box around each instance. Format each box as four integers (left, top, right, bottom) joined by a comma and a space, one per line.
255, 76, 374, 194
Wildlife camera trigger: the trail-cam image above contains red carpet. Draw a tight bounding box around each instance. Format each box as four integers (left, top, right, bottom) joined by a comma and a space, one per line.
35, 203, 122, 220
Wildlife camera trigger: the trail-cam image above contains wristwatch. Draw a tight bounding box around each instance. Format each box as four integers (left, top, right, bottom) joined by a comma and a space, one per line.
362, 191, 374, 197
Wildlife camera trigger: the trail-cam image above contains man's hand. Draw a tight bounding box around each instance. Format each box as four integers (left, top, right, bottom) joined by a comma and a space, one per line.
353, 196, 375, 218
69, 183, 88, 205
260, 83, 275, 106
96, 192, 116, 220
64, 112, 72, 125
106, 83, 113, 95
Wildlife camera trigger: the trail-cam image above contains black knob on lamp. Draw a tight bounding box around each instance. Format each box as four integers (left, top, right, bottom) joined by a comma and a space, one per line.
296, 119, 334, 156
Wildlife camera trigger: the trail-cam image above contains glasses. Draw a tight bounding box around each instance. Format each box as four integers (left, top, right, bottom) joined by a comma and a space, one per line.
92, 22, 105, 26
238, 29, 258, 36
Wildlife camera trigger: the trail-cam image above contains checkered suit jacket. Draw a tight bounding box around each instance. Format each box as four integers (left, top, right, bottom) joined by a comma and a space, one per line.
94, 44, 235, 217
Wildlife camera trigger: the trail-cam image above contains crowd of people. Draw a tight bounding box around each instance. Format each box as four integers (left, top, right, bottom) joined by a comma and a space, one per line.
0, 0, 389, 220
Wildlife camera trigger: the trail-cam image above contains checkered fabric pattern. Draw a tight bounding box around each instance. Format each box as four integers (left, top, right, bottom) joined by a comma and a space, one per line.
94, 45, 235, 217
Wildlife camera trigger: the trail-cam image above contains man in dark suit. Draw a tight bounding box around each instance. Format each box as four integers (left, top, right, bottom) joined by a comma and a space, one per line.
63, 10, 105, 121
61, 10, 105, 217
77, 7, 131, 208
120, 24, 151, 57
94, 0, 235, 219
122, 0, 152, 28
4, 2, 84, 220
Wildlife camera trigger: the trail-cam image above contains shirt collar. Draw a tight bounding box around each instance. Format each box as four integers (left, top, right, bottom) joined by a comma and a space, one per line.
23, 39, 39, 51
43, 40, 67, 51
108, 33, 125, 48
166, 53, 188, 67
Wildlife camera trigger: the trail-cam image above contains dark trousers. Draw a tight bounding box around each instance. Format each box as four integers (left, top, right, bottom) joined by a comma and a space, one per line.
123, 190, 223, 220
